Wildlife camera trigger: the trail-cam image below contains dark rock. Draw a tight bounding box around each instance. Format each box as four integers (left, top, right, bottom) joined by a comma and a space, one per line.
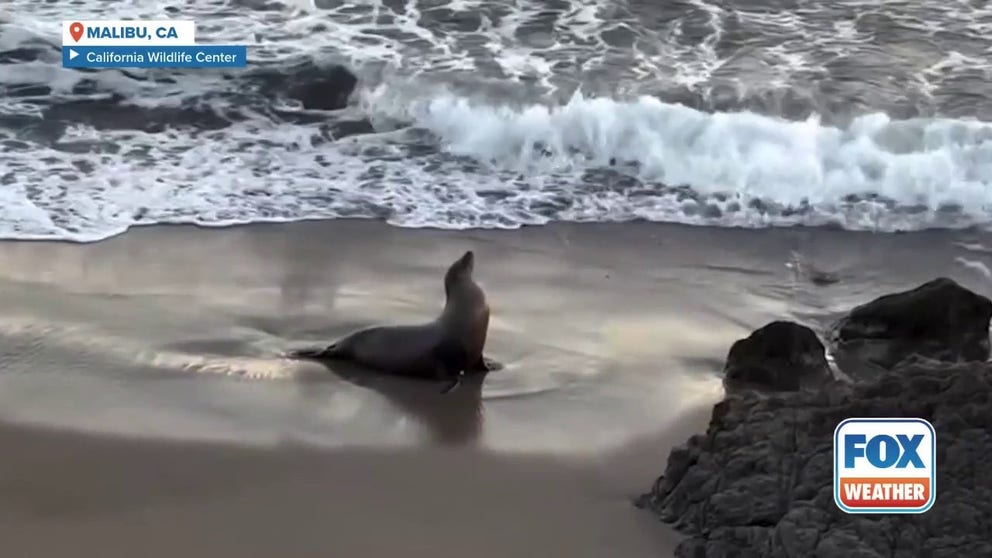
4, 84, 52, 97
723, 321, 833, 392
830, 278, 992, 372
42, 95, 238, 132
231, 0, 287, 10
246, 61, 359, 113
287, 64, 357, 110
320, 119, 376, 140
638, 361, 992, 558
0, 47, 52, 64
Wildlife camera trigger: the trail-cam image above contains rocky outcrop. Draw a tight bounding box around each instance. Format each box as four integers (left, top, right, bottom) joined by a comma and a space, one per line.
637, 361, 992, 558
830, 277, 992, 372
42, 94, 239, 132
639, 278, 992, 557
723, 321, 833, 392
247, 61, 359, 111
286, 64, 358, 111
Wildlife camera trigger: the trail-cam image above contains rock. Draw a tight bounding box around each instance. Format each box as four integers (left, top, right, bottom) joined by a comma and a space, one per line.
319, 119, 376, 140
247, 61, 359, 112
637, 361, 992, 558
830, 278, 992, 372
42, 95, 239, 132
723, 321, 833, 392
0, 47, 52, 64
287, 64, 357, 110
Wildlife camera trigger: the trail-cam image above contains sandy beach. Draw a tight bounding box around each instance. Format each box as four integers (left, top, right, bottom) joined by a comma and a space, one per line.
0, 219, 989, 557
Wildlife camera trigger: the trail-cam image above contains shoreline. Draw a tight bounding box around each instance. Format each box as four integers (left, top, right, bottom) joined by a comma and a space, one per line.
1, 215, 989, 247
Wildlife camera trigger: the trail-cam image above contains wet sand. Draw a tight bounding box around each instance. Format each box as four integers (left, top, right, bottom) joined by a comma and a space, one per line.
0, 418, 710, 558
0, 219, 989, 557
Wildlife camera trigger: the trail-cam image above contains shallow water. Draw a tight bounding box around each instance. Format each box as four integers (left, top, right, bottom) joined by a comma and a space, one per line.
0, 221, 728, 453
0, 220, 988, 452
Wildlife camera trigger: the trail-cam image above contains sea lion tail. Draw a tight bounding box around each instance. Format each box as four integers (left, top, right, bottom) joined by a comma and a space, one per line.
440, 376, 461, 394
285, 344, 345, 360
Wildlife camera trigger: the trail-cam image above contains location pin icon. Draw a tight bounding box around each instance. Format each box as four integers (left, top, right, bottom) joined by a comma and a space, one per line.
69, 22, 84, 42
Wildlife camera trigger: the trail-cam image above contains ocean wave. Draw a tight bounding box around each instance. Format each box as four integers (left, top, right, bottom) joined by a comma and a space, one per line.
401, 90, 992, 219
0, 86, 991, 241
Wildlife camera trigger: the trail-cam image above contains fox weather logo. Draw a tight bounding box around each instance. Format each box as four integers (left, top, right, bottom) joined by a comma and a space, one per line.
833, 418, 936, 514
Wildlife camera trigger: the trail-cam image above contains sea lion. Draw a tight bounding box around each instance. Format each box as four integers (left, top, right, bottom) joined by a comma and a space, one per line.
287, 250, 492, 393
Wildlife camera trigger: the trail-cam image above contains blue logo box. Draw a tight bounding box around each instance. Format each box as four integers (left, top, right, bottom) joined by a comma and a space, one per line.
62, 45, 246, 68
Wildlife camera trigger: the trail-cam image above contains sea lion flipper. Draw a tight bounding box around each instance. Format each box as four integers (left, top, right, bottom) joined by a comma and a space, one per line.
430, 338, 467, 394
466, 356, 486, 372
468, 355, 502, 372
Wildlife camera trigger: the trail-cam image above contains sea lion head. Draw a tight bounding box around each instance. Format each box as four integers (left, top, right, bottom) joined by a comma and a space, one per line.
445, 250, 475, 294
440, 250, 489, 359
